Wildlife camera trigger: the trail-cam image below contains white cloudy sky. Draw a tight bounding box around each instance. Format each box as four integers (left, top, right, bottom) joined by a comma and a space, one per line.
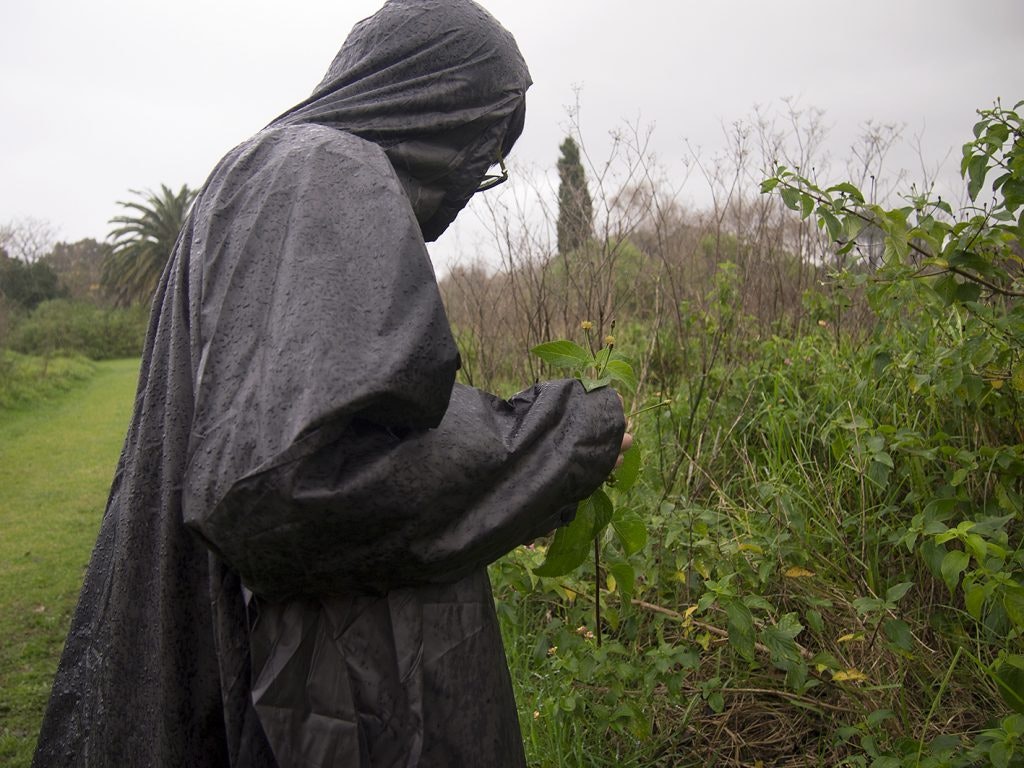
2, 0, 1022, 270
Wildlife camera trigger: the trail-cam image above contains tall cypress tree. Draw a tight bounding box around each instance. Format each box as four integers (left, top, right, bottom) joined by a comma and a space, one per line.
556, 137, 593, 254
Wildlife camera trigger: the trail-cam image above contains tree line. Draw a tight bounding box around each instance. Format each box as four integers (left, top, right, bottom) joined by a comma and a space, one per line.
0, 186, 195, 361
1, 185, 195, 313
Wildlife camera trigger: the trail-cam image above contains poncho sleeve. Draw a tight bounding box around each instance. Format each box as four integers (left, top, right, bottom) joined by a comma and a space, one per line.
181, 126, 623, 600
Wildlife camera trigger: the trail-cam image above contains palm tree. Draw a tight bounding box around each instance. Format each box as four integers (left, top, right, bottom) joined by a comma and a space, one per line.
102, 184, 196, 307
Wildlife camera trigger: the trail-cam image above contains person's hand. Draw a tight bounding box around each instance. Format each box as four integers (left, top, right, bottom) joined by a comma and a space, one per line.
614, 392, 633, 469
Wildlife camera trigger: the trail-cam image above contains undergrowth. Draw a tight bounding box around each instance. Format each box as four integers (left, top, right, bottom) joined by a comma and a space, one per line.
493, 325, 1023, 766
483, 101, 1024, 767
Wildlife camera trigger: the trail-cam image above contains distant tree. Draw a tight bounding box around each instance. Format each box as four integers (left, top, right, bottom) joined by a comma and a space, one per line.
0, 251, 66, 310
556, 136, 593, 254
0, 217, 58, 264
102, 184, 196, 307
44, 238, 111, 303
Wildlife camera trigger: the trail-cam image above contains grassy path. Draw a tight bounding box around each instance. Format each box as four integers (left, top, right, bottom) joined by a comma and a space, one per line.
0, 358, 139, 767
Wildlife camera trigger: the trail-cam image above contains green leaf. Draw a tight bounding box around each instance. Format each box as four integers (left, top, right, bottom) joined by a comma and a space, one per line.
799, 193, 814, 220
950, 467, 971, 487
1013, 364, 1024, 392
867, 709, 895, 727
986, 121, 1010, 145
1004, 585, 1024, 628
1003, 178, 1024, 212
884, 581, 914, 604
612, 439, 641, 492
991, 661, 1024, 714
762, 613, 804, 666
853, 596, 884, 615
611, 508, 647, 556
940, 549, 970, 594
760, 177, 780, 193
805, 609, 824, 635
872, 451, 894, 469
608, 562, 636, 599
843, 215, 867, 241
604, 359, 637, 391
530, 340, 592, 370
586, 488, 614, 537
990, 741, 1011, 768
967, 153, 989, 201
964, 580, 987, 620
882, 619, 913, 652
961, 142, 974, 174
882, 233, 909, 264
948, 248, 995, 275
780, 187, 802, 211
533, 494, 604, 577
707, 691, 725, 713
825, 182, 866, 203
867, 457, 892, 489
964, 533, 988, 562
725, 600, 756, 662
955, 281, 982, 303
932, 274, 959, 305
934, 530, 960, 545
819, 209, 842, 241
580, 376, 612, 392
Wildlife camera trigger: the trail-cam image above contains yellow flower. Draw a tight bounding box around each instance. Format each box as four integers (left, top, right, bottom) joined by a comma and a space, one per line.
547, 645, 558, 656
580, 320, 593, 330
604, 335, 615, 346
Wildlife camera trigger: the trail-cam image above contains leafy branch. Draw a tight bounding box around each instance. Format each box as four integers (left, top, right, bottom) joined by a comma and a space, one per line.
529, 322, 651, 645
763, 101, 1024, 306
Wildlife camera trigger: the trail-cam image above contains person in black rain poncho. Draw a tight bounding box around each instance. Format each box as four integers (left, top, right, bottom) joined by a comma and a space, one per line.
33, 1, 629, 766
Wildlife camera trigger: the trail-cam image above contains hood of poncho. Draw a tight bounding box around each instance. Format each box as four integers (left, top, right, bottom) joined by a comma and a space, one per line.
274, 0, 531, 240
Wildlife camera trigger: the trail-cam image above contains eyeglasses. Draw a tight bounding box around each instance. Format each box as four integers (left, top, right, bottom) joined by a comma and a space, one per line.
477, 152, 509, 192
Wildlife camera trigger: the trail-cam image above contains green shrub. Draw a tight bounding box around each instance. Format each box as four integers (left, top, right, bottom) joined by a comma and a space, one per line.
7, 299, 147, 360
0, 350, 95, 410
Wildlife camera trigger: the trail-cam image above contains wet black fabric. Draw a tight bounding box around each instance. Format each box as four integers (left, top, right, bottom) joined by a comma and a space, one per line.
33, 2, 624, 767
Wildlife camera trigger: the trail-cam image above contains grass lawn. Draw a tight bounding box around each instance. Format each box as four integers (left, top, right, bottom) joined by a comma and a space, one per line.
0, 358, 139, 767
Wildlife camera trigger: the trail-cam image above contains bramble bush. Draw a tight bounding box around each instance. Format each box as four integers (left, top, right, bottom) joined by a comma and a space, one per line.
481, 101, 1024, 767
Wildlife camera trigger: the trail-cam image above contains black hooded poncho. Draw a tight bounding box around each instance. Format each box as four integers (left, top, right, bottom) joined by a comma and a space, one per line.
33, 2, 623, 766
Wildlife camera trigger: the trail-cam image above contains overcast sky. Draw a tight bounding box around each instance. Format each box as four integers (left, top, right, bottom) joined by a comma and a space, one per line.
2, 0, 1022, 270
